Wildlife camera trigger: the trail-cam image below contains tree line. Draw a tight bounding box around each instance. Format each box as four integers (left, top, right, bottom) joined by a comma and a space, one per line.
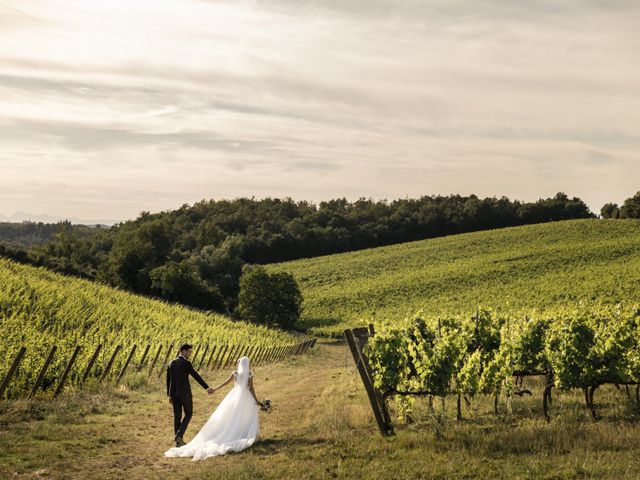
600, 191, 640, 219
0, 220, 102, 248
0, 192, 594, 314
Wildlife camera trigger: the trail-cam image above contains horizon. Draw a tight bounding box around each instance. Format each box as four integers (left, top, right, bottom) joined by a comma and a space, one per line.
0, 189, 620, 225
1, 1, 639, 224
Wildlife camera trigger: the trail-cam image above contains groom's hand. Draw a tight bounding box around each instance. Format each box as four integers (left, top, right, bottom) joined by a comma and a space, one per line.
169, 397, 173, 404
207, 387, 215, 394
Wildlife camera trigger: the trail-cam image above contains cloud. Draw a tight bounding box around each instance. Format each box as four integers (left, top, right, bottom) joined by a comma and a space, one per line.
0, 0, 639, 221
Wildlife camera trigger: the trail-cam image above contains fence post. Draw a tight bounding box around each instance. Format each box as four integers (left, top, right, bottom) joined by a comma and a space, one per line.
81, 344, 102, 384
137, 344, 151, 371
344, 329, 392, 436
214, 345, 229, 370
54, 345, 81, 397
197, 344, 209, 370
157, 344, 174, 378
273, 346, 281, 362
29, 345, 57, 399
225, 345, 240, 368
191, 344, 201, 366
0, 346, 27, 399
205, 345, 218, 370
148, 344, 163, 376
246, 345, 256, 362
256, 347, 266, 365
226, 345, 244, 367
117, 345, 137, 382
262, 347, 272, 365
230, 344, 242, 366
100, 345, 122, 383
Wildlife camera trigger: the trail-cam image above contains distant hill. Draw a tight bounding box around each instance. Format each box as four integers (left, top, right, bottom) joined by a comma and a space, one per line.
0, 221, 106, 248
267, 219, 640, 336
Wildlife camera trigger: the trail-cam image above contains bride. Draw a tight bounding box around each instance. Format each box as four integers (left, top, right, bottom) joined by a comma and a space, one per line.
165, 356, 261, 461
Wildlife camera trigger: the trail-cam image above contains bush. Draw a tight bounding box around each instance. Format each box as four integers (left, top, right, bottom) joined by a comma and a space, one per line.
237, 265, 302, 328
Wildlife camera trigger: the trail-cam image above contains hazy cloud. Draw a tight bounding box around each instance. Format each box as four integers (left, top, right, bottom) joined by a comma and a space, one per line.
0, 0, 639, 222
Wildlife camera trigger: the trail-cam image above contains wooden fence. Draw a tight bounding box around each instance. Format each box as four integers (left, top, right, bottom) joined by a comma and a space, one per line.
0, 337, 317, 400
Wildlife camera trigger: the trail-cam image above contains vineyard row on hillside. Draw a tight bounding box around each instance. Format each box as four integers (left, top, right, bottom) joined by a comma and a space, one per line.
1, 337, 316, 400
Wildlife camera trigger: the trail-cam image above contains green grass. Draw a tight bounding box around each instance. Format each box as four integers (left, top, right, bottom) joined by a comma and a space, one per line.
267, 219, 640, 336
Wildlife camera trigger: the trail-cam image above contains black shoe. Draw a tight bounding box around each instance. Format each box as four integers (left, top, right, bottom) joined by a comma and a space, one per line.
175, 436, 186, 447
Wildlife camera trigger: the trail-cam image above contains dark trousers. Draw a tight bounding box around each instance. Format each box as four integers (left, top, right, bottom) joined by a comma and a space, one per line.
171, 395, 193, 438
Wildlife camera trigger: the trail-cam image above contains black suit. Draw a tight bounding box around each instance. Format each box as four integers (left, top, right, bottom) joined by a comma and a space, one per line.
167, 355, 209, 439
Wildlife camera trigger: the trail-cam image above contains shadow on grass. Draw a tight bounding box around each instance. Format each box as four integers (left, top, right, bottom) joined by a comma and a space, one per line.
251, 436, 328, 455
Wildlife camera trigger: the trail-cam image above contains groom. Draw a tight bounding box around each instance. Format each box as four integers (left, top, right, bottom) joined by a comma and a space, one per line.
167, 343, 215, 447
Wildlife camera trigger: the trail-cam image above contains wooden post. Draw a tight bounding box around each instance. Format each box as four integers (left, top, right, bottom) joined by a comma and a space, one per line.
246, 345, 256, 362
117, 345, 137, 382
81, 344, 102, 383
157, 344, 174, 378
198, 344, 209, 370
227, 345, 242, 368
191, 344, 201, 365
54, 345, 81, 397
100, 345, 122, 383
344, 329, 392, 436
29, 345, 57, 399
148, 344, 163, 376
256, 347, 266, 365
205, 345, 218, 369
137, 344, 151, 371
214, 345, 229, 370
264, 347, 274, 364
0, 346, 27, 399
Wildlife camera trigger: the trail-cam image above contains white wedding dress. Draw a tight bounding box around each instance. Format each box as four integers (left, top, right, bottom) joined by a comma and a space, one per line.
164, 356, 260, 461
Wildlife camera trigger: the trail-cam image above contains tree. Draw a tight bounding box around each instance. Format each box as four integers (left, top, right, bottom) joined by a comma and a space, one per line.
149, 260, 226, 311
621, 192, 640, 219
237, 265, 302, 328
600, 203, 620, 219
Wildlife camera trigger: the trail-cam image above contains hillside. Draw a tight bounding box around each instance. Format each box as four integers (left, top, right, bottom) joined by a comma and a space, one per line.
0, 258, 296, 394
7, 193, 592, 314
268, 219, 640, 336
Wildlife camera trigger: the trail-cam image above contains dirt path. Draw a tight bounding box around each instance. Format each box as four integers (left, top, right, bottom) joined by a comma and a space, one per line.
1, 340, 368, 480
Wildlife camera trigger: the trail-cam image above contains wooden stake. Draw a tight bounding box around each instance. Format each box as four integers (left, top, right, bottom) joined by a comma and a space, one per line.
117, 345, 137, 382
0, 346, 26, 399
148, 344, 163, 376
54, 345, 81, 397
81, 344, 102, 383
137, 344, 151, 371
100, 345, 122, 383
29, 345, 57, 399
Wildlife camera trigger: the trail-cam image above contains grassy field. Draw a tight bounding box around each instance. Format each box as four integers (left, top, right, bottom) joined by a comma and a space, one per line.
267, 219, 640, 336
2, 340, 640, 480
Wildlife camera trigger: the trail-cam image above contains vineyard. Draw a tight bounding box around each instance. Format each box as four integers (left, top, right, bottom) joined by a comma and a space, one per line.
362, 306, 640, 430
268, 219, 640, 337
0, 257, 312, 398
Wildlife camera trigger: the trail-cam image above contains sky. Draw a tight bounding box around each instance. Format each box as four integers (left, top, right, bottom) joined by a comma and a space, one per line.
1, 0, 639, 224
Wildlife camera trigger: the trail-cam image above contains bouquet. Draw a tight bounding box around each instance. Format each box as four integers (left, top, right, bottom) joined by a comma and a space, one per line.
259, 399, 272, 412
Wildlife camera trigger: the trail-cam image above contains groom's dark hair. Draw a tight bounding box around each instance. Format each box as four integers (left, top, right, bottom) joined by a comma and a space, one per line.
179, 343, 193, 353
